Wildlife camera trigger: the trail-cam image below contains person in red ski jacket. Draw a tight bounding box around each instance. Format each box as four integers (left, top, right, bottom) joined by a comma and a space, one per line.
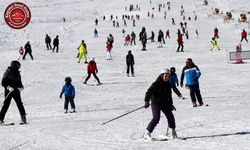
18, 47, 24, 60
177, 34, 184, 52
124, 34, 131, 46
83, 58, 101, 84
241, 29, 248, 43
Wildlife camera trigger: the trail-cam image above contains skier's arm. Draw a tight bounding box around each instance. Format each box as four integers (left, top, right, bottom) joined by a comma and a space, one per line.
72, 85, 75, 98
60, 86, 65, 98
1, 72, 9, 89
171, 86, 182, 98
180, 67, 185, 87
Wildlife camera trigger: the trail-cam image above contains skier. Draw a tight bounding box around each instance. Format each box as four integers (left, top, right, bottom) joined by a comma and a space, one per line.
94, 28, 98, 38
95, 18, 98, 26
241, 29, 248, 43
185, 30, 189, 40
109, 34, 114, 47
235, 43, 243, 63
23, 41, 33, 60
139, 27, 147, 50
45, 34, 52, 50
18, 47, 24, 60
195, 29, 199, 38
77, 40, 88, 63
180, 58, 203, 107
210, 37, 220, 51
166, 30, 170, 39
0, 60, 27, 125
172, 18, 175, 25
124, 34, 131, 46
214, 27, 219, 39
169, 67, 183, 99
106, 37, 112, 60
126, 50, 135, 77
53, 35, 59, 53
157, 32, 163, 48
143, 68, 177, 140
150, 31, 155, 42
60, 77, 76, 113
130, 31, 136, 45
176, 34, 184, 52
159, 30, 165, 44
83, 58, 101, 85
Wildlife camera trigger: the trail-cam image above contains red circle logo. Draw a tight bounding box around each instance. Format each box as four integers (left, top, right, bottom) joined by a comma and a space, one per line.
4, 2, 31, 29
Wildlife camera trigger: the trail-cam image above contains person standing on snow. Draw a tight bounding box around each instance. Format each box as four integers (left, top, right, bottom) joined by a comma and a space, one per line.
77, 40, 88, 63
214, 27, 219, 39
143, 68, 177, 140
83, 58, 101, 85
241, 29, 248, 43
130, 31, 136, 45
210, 37, 220, 51
94, 29, 98, 38
126, 50, 135, 77
176, 34, 184, 52
139, 27, 147, 50
23, 41, 33, 60
60, 77, 76, 113
18, 47, 24, 60
180, 58, 203, 107
0, 60, 27, 125
53, 35, 59, 53
169, 67, 183, 99
106, 37, 113, 60
45, 34, 52, 50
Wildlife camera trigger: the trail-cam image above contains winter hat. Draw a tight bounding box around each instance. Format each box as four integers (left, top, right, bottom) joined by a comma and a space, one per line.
65, 77, 72, 83
91, 57, 95, 61
10, 60, 21, 69
170, 67, 176, 72
161, 68, 170, 74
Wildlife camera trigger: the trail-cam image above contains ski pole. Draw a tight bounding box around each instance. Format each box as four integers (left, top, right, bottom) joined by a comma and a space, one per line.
122, 65, 127, 73
101, 106, 144, 125
81, 74, 88, 82
1, 92, 12, 107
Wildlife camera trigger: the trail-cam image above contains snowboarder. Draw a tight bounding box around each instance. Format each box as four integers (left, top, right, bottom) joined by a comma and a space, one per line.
0, 60, 27, 125
77, 40, 88, 63
210, 37, 220, 51
60, 77, 76, 113
180, 58, 203, 107
241, 29, 248, 43
143, 68, 177, 140
83, 58, 101, 85
177, 34, 184, 52
126, 50, 135, 77
45, 34, 52, 50
18, 47, 24, 60
53, 35, 59, 53
23, 41, 33, 60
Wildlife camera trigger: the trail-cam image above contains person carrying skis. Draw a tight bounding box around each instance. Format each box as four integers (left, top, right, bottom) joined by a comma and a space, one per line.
77, 40, 88, 63
83, 58, 101, 85
23, 41, 33, 60
0, 60, 27, 125
60, 77, 76, 113
143, 68, 177, 140
180, 58, 203, 107
210, 37, 220, 51
126, 50, 135, 77
18, 47, 24, 60
53, 35, 59, 53
241, 29, 248, 43
45, 34, 52, 50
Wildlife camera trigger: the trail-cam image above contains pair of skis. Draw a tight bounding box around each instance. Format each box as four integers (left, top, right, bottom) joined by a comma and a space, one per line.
1, 122, 28, 126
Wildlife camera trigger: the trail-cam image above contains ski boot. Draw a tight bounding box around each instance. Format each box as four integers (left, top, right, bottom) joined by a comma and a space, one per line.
171, 129, 177, 139
143, 130, 152, 140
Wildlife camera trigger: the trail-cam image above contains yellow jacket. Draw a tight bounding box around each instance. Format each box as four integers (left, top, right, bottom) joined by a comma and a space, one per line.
78, 43, 87, 54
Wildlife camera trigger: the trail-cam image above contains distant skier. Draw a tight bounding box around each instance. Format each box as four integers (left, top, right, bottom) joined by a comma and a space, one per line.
169, 67, 183, 99
176, 34, 184, 52
0, 60, 27, 125
157, 32, 163, 48
195, 29, 199, 38
241, 29, 248, 43
150, 31, 155, 42
53, 35, 59, 53
18, 47, 24, 60
106, 37, 113, 60
210, 37, 220, 51
83, 58, 101, 85
60, 77, 76, 113
95, 18, 98, 26
159, 30, 165, 44
130, 31, 136, 45
94, 28, 98, 38
124, 34, 131, 46
166, 30, 170, 39
172, 18, 175, 25
23, 41, 33, 60
180, 58, 203, 107
45, 34, 52, 50
77, 40, 88, 63
126, 50, 135, 77
143, 68, 177, 140
139, 27, 147, 50
214, 27, 219, 39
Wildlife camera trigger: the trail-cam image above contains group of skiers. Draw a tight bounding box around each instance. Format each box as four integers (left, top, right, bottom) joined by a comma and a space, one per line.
45, 34, 60, 52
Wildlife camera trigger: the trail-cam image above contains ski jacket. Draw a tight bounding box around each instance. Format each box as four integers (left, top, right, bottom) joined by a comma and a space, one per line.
177, 35, 183, 44
53, 38, 59, 46
78, 43, 87, 54
60, 83, 75, 98
180, 64, 201, 86
45, 36, 51, 43
24, 43, 32, 52
242, 31, 247, 38
144, 75, 173, 105
169, 73, 178, 87
125, 35, 131, 41
106, 42, 112, 51
211, 39, 217, 46
87, 60, 98, 74
1, 66, 23, 89
126, 53, 134, 65
19, 47, 24, 55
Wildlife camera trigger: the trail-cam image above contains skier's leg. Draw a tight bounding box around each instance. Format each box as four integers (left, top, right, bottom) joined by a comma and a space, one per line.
46, 43, 49, 50
177, 44, 180, 52
194, 84, 203, 105
161, 105, 176, 129
126, 65, 130, 75
23, 51, 27, 59
78, 53, 83, 63
131, 65, 134, 76
83, 53, 87, 63
0, 90, 12, 121
84, 73, 91, 83
93, 73, 101, 84
12, 91, 26, 122
69, 97, 75, 109
64, 97, 70, 110
29, 52, 33, 60
146, 102, 161, 133
188, 85, 197, 106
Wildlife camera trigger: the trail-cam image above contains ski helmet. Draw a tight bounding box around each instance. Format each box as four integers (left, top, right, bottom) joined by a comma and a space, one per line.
65, 77, 72, 82
161, 68, 170, 74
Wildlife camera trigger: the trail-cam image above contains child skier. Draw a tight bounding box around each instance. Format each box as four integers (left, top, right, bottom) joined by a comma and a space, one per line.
169, 67, 183, 99
18, 47, 24, 60
60, 77, 76, 113
210, 37, 220, 51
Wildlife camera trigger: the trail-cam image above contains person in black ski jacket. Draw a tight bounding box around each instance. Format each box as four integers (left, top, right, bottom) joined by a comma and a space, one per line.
23, 41, 33, 60
126, 50, 135, 77
139, 27, 147, 50
0, 60, 27, 124
143, 68, 177, 140
53, 35, 59, 52
45, 34, 52, 50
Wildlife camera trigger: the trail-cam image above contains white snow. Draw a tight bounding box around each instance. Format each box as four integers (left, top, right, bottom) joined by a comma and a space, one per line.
0, 0, 250, 149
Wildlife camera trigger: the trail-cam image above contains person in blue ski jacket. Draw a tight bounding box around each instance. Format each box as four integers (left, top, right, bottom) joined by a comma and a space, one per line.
60, 77, 76, 113
169, 67, 183, 99
180, 58, 203, 107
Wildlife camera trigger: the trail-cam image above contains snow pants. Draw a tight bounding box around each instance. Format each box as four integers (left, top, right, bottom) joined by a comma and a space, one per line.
23, 50, 33, 60
85, 73, 100, 84
78, 52, 87, 63
64, 97, 75, 110
126, 64, 134, 75
187, 84, 203, 105
0, 90, 26, 121
146, 102, 176, 133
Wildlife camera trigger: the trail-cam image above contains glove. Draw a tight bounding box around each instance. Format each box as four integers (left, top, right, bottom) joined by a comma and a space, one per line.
171, 105, 176, 111
18, 87, 24, 92
7, 86, 14, 92
144, 101, 150, 108
59, 94, 62, 99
